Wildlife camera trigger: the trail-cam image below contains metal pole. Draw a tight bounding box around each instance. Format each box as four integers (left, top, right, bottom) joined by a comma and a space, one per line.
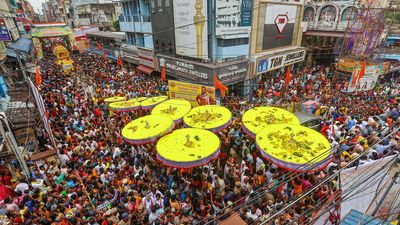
371, 171, 399, 216
14, 49, 28, 82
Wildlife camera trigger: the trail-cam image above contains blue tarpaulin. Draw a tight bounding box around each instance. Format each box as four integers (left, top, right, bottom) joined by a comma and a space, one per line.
340, 209, 391, 225
8, 38, 33, 53
0, 75, 8, 98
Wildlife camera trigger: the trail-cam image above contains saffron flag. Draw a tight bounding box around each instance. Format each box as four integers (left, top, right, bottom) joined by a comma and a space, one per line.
117, 55, 122, 67
35, 66, 42, 85
358, 61, 366, 81
214, 74, 228, 97
96, 41, 103, 49
103, 50, 108, 63
161, 65, 166, 81
284, 65, 291, 85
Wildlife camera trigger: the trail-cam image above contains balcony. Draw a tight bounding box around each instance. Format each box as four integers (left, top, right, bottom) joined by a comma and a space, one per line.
119, 15, 152, 33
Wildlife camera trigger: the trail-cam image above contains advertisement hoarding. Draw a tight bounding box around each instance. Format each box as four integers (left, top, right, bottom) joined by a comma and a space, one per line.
216, 0, 253, 38
173, 0, 208, 59
216, 62, 248, 84
262, 4, 298, 50
168, 80, 215, 107
0, 18, 11, 41
346, 65, 380, 92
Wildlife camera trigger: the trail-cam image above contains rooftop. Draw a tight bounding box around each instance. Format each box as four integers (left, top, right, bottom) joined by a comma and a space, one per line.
86, 31, 126, 40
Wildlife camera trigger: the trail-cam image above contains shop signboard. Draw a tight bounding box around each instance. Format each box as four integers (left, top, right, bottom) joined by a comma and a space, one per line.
267, 0, 304, 4
216, 61, 248, 84
346, 65, 380, 92
173, 0, 208, 59
257, 49, 305, 73
0, 18, 11, 41
31, 26, 73, 38
262, 4, 298, 50
215, 0, 253, 38
158, 56, 214, 85
168, 80, 215, 106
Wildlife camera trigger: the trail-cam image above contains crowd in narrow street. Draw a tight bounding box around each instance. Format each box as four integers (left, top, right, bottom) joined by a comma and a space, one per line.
0, 52, 398, 225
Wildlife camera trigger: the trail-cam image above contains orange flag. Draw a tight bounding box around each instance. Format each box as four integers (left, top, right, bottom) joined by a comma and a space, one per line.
35, 66, 42, 85
103, 50, 108, 63
96, 41, 103, 49
161, 65, 166, 81
284, 65, 291, 85
117, 55, 122, 67
214, 73, 228, 97
358, 61, 366, 81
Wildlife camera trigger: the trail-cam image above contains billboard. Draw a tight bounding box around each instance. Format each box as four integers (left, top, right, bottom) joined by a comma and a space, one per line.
262, 4, 298, 50
256, 49, 305, 74
168, 80, 215, 107
0, 18, 11, 41
216, 0, 253, 38
347, 65, 380, 92
173, 0, 208, 59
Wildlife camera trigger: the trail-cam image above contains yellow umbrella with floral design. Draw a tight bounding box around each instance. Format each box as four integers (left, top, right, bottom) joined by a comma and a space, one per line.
242, 106, 300, 139
152, 99, 192, 124
104, 96, 126, 104
156, 128, 220, 168
256, 124, 332, 172
122, 114, 174, 145
140, 96, 168, 110
109, 100, 141, 112
183, 105, 232, 133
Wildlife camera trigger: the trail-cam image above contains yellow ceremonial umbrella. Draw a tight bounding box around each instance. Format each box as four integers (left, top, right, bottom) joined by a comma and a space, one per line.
152, 99, 192, 124
121, 114, 174, 145
104, 96, 126, 104
183, 105, 232, 133
256, 124, 332, 172
140, 96, 168, 110
109, 100, 141, 112
129, 97, 148, 102
242, 106, 300, 139
156, 128, 220, 168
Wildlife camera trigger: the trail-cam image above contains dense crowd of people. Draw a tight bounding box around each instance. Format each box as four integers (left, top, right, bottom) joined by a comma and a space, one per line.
0, 52, 398, 225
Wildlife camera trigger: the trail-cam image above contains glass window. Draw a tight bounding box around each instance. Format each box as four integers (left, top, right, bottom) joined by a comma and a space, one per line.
150, 0, 156, 13
158, 0, 163, 12
164, 0, 170, 8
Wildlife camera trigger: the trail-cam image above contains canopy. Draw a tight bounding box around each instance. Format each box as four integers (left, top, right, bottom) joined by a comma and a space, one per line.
242, 106, 300, 139
109, 99, 141, 112
156, 128, 220, 168
122, 114, 174, 145
104, 96, 126, 104
140, 96, 168, 110
152, 99, 192, 124
183, 105, 232, 133
256, 124, 332, 172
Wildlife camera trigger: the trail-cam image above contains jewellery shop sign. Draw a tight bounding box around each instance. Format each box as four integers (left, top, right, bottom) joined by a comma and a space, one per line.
258, 49, 306, 73
158, 56, 214, 85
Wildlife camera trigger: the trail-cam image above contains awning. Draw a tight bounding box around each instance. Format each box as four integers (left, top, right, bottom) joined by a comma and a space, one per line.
8, 38, 33, 53
6, 49, 27, 60
136, 65, 153, 75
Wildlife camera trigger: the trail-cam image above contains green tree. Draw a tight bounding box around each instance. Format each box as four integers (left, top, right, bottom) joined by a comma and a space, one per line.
112, 19, 120, 31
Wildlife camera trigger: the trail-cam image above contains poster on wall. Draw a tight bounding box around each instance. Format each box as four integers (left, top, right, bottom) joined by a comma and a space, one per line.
0, 18, 11, 41
173, 0, 208, 59
347, 65, 380, 92
215, 0, 253, 38
262, 4, 298, 50
168, 80, 215, 107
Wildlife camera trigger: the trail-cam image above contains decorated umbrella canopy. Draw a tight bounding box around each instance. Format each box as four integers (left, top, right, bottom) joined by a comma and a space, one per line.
109, 100, 141, 112
256, 124, 332, 172
242, 106, 300, 139
140, 96, 168, 110
104, 96, 126, 104
156, 128, 220, 168
152, 99, 192, 124
131, 97, 148, 102
183, 105, 232, 133
121, 114, 174, 145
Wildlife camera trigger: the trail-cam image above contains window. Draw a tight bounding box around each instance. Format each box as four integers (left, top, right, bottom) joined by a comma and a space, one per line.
164, 0, 170, 8
158, 0, 163, 12
150, 0, 156, 13
217, 38, 249, 47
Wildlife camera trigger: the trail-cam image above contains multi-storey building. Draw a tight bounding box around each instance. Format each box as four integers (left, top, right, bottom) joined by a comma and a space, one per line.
118, 0, 154, 71
70, 0, 120, 29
